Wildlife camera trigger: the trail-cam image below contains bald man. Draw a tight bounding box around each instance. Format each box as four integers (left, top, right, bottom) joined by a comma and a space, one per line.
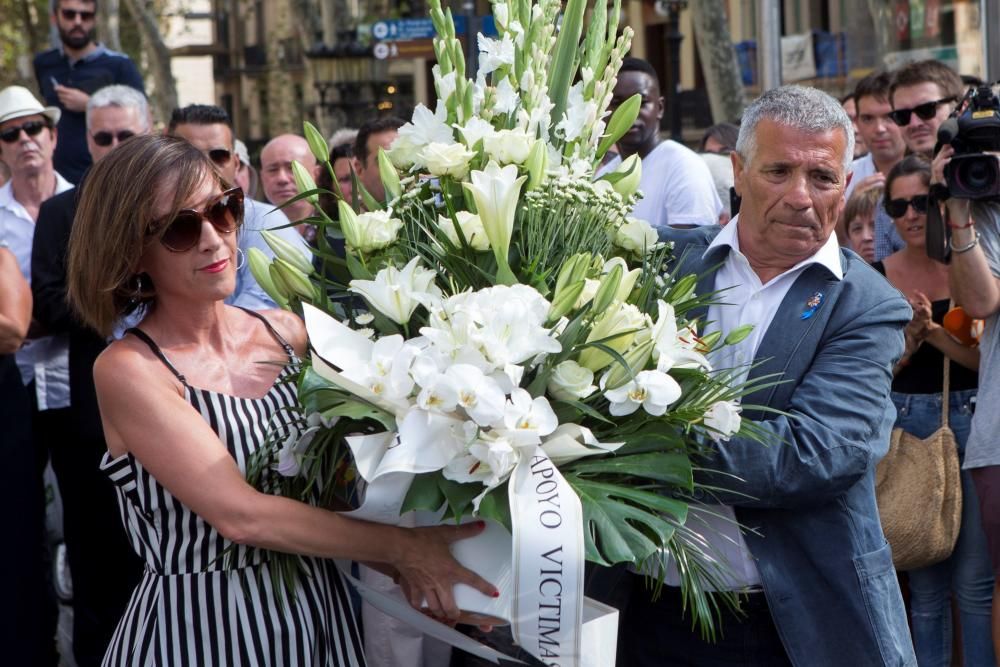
260, 133, 320, 234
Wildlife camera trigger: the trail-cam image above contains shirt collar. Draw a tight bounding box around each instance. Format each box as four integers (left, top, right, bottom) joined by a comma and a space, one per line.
704, 214, 844, 282
0, 172, 75, 216
58, 42, 107, 64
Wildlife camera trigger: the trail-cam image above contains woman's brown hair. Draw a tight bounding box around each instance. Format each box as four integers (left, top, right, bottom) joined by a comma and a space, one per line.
67, 135, 222, 336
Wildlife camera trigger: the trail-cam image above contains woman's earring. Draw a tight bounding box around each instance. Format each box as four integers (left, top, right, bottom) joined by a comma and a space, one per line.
235, 247, 246, 270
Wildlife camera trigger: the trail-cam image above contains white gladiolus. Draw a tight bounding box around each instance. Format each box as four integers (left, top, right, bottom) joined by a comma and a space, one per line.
390, 103, 454, 168
493, 78, 520, 115
456, 117, 497, 148
547, 360, 596, 402
348, 257, 441, 325
704, 400, 742, 441
478, 34, 516, 74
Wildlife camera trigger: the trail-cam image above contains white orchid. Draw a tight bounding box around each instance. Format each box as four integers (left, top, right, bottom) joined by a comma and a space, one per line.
445, 363, 507, 427
478, 34, 516, 74
463, 161, 526, 284
415, 372, 460, 413
503, 388, 559, 446
603, 370, 682, 417
349, 257, 441, 325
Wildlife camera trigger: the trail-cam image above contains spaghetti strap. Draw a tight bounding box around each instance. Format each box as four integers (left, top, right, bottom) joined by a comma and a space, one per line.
124, 328, 189, 386
236, 307, 297, 362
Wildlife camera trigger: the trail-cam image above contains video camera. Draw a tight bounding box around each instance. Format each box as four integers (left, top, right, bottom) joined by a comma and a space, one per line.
937, 83, 1000, 200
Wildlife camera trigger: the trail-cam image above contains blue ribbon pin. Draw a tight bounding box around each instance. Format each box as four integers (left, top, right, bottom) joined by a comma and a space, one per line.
801, 291, 824, 320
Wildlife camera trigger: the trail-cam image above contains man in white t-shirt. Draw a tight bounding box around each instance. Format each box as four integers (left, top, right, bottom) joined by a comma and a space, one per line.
600, 57, 721, 228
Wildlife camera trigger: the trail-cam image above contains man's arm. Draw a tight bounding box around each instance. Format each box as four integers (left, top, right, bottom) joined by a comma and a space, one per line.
694, 292, 911, 508
933, 148, 1000, 318
31, 195, 77, 334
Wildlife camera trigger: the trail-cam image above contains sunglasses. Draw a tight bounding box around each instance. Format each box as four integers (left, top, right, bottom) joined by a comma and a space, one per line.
151, 188, 244, 252
888, 98, 954, 126
206, 148, 233, 166
91, 130, 135, 147
0, 119, 51, 144
60, 8, 96, 21
885, 194, 930, 218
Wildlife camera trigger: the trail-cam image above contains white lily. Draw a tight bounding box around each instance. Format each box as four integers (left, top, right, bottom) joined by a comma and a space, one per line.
349, 257, 441, 325
463, 161, 526, 284
603, 369, 682, 417
650, 300, 711, 372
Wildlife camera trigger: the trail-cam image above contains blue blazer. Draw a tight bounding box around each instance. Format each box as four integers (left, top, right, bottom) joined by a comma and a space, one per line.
666, 226, 916, 667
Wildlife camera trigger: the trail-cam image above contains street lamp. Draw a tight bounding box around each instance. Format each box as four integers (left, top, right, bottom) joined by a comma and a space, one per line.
662, 0, 688, 141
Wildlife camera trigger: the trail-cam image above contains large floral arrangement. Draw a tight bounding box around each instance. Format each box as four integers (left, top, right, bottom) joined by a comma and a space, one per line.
248, 0, 773, 660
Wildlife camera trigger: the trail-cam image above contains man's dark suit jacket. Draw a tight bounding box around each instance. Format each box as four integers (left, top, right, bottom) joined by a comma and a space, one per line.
661, 225, 917, 666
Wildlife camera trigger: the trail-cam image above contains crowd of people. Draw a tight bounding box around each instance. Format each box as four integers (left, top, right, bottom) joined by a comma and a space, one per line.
3, 1, 1000, 666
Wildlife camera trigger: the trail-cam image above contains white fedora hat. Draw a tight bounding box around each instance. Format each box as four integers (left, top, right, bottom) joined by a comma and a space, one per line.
0, 86, 61, 126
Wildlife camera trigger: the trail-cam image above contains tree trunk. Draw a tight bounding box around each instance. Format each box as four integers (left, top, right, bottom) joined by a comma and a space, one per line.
120, 0, 177, 122
98, 0, 123, 52
689, 0, 745, 123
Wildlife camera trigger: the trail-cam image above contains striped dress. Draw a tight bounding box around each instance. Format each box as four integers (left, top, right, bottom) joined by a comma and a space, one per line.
99, 312, 365, 666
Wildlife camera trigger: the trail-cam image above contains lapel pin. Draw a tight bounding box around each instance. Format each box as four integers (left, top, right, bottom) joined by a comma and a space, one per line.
801, 291, 824, 320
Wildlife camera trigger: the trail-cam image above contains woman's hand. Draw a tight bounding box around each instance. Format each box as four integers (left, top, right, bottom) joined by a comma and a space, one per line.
905, 292, 935, 342
392, 521, 499, 621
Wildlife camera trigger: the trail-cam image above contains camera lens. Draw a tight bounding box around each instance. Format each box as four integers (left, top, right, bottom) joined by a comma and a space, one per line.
948, 154, 1000, 199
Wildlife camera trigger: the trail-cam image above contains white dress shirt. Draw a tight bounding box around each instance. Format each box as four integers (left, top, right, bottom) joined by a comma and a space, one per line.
657, 216, 843, 590
0, 174, 74, 409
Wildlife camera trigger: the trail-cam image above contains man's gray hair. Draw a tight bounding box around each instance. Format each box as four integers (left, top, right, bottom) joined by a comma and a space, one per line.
735, 85, 855, 173
86, 85, 150, 131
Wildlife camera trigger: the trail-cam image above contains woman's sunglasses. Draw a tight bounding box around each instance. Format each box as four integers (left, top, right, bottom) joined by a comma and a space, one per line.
887, 98, 954, 126
152, 188, 244, 252
884, 194, 929, 218
0, 120, 51, 144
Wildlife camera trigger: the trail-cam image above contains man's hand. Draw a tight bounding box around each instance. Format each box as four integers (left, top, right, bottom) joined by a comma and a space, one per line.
853, 172, 886, 195
53, 83, 90, 112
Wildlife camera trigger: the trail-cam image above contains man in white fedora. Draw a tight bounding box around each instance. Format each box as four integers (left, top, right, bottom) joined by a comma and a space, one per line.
0, 84, 74, 665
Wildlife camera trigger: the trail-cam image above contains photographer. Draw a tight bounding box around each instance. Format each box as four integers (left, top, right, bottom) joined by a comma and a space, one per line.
934, 102, 1000, 658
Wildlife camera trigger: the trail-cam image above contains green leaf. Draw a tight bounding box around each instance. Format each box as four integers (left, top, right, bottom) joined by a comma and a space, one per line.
568, 478, 688, 566
438, 476, 484, 522
402, 472, 447, 514
476, 485, 512, 532
547, 0, 586, 134
566, 452, 693, 490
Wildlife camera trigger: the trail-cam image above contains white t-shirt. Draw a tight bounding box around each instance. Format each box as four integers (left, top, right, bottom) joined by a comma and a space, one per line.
600, 140, 723, 227
844, 153, 877, 200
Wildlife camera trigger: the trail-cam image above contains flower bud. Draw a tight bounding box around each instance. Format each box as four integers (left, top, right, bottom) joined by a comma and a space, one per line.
609, 154, 642, 197
304, 121, 330, 164
273, 258, 316, 301
525, 138, 548, 190
261, 229, 314, 276
338, 200, 361, 248
698, 330, 722, 353
378, 147, 402, 202
267, 262, 293, 301
247, 248, 289, 308
602, 339, 654, 390
598, 93, 641, 157
590, 262, 623, 317
548, 279, 586, 322
724, 324, 754, 346
670, 273, 698, 303
292, 160, 319, 205
554, 253, 590, 302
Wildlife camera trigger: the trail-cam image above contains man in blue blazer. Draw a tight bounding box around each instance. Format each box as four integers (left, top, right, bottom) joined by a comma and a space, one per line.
619, 86, 916, 666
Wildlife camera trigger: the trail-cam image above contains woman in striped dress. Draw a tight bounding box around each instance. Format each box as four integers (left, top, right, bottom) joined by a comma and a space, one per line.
65, 135, 497, 666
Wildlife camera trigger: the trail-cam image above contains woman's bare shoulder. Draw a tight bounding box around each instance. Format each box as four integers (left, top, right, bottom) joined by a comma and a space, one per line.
253, 308, 307, 356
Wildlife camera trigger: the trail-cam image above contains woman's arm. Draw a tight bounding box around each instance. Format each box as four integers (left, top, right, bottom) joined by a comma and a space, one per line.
0, 248, 31, 355
922, 325, 980, 372
94, 343, 497, 617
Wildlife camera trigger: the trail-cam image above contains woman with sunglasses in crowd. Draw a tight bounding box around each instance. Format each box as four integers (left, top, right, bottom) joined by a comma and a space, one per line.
874, 154, 995, 667
66, 135, 497, 666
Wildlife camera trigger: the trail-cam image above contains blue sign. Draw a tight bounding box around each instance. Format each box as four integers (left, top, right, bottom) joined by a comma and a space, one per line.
371, 15, 496, 42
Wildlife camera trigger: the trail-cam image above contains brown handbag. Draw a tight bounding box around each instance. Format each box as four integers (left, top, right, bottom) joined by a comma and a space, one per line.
875, 352, 963, 572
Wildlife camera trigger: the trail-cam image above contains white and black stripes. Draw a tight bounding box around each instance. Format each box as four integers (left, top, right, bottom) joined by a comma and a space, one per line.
99, 347, 364, 666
